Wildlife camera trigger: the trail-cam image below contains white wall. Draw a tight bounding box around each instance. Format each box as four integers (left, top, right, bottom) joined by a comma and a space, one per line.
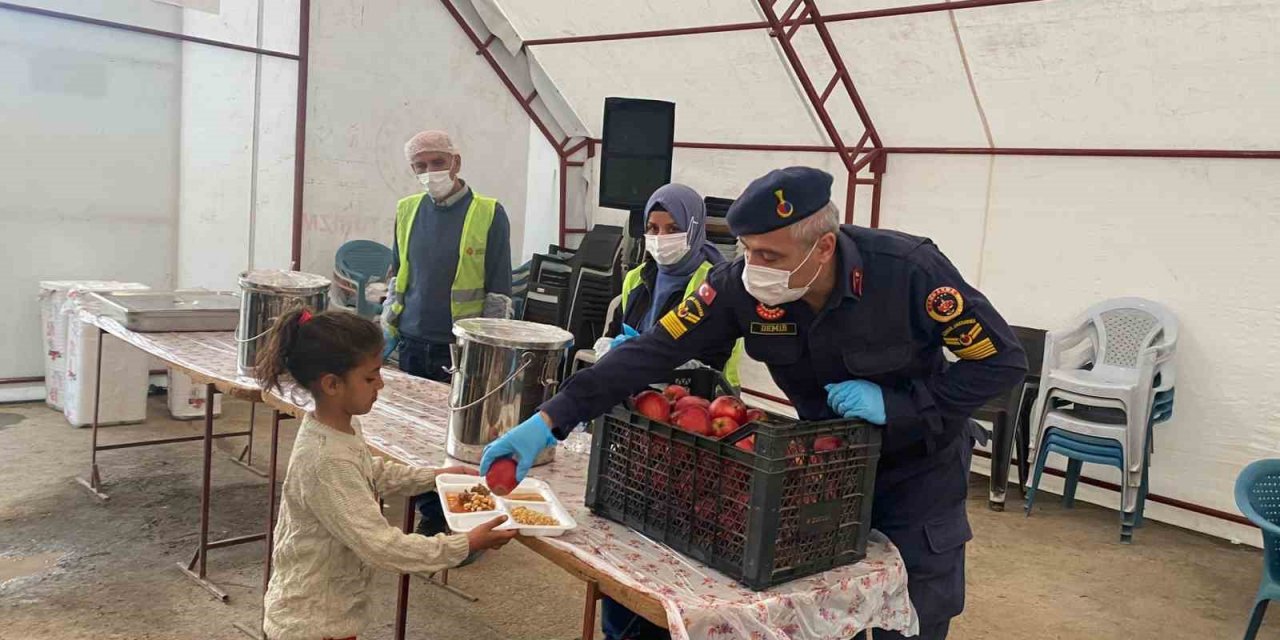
302, 0, 532, 277
0, 6, 181, 378
178, 0, 297, 290
881, 152, 1280, 545
522, 125, 560, 262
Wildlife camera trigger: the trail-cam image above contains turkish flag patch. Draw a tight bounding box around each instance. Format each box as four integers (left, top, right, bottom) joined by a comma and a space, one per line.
696, 282, 717, 305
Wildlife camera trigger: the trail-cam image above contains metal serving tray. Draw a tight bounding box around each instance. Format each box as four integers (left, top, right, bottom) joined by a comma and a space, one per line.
90, 290, 241, 332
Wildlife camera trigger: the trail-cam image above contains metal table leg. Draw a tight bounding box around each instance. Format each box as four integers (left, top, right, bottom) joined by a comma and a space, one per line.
582, 580, 601, 640
176, 385, 271, 601
235, 408, 285, 640
77, 330, 258, 498
75, 327, 109, 501
395, 496, 414, 640
177, 383, 230, 601
230, 401, 267, 477
426, 568, 480, 602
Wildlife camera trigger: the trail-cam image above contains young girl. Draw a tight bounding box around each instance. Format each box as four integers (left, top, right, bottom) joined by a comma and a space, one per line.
255, 308, 515, 640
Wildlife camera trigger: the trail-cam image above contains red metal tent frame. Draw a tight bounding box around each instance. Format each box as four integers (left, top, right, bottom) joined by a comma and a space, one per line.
438, 0, 1279, 529
6, 0, 1274, 529
442, 0, 1280, 245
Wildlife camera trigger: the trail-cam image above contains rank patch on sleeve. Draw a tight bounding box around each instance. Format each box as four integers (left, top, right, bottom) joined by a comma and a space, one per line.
943, 318, 996, 360
926, 286, 964, 323
942, 318, 982, 347
659, 312, 688, 339
951, 338, 998, 360
660, 296, 707, 340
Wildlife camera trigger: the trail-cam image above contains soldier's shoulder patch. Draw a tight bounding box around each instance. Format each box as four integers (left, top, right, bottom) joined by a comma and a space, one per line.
943, 318, 997, 360
696, 281, 717, 305
926, 286, 964, 323
659, 311, 688, 339
660, 295, 708, 340
942, 318, 982, 346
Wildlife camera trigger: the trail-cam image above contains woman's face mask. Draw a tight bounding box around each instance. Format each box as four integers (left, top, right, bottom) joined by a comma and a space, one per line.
644, 232, 690, 265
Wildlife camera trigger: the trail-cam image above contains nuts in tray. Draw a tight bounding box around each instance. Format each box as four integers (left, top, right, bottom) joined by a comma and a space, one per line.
510, 506, 560, 526
447, 485, 496, 513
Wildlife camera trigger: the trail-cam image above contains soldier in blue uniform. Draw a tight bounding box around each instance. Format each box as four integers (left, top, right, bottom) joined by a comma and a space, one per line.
481, 167, 1027, 639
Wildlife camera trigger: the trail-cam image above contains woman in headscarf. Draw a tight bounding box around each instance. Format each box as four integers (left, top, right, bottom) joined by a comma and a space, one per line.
595, 183, 740, 381
595, 183, 740, 640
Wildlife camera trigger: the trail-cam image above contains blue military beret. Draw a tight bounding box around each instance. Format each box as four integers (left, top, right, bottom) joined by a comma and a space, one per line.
726, 167, 834, 236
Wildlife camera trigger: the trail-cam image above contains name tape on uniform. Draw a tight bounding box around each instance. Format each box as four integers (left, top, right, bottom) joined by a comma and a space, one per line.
750, 322, 797, 336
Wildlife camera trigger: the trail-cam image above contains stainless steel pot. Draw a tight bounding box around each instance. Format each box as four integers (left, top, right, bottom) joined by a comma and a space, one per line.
237, 270, 331, 376
447, 318, 573, 465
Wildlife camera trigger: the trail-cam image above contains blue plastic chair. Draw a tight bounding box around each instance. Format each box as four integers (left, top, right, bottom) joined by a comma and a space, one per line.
511, 260, 532, 319
1233, 460, 1280, 640
334, 240, 393, 317
1236, 459, 1280, 640
1026, 389, 1173, 542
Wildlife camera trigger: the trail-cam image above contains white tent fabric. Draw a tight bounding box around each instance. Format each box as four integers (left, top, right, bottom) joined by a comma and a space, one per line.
436, 0, 1280, 547
473, 0, 1280, 149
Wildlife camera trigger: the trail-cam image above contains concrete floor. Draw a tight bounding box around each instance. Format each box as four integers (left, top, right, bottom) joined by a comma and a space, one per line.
0, 397, 1268, 639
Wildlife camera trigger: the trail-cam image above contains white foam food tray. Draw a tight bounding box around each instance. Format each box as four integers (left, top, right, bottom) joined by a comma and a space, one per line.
435, 474, 578, 537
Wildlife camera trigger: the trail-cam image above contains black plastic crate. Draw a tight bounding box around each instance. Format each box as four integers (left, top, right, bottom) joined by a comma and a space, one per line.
585, 400, 881, 590
664, 367, 734, 399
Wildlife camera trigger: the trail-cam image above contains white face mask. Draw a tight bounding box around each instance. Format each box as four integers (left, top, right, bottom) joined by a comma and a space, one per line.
741, 239, 823, 306
644, 232, 689, 266
418, 169, 456, 200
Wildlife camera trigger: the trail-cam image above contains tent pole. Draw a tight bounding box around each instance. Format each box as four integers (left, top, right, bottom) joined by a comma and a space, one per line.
521, 0, 1044, 47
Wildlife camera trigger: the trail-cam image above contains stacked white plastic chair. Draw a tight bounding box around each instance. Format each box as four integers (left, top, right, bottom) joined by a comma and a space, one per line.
1027, 297, 1177, 541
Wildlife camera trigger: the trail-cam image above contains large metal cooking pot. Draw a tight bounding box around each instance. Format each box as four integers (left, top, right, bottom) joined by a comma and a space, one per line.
237, 269, 331, 376
447, 318, 573, 465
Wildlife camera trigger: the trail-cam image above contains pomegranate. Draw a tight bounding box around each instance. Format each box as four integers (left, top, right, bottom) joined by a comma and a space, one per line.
485, 457, 518, 496
709, 395, 748, 424
814, 435, 842, 452
710, 416, 741, 438
674, 395, 711, 412
672, 407, 712, 436
662, 384, 690, 403
633, 390, 671, 422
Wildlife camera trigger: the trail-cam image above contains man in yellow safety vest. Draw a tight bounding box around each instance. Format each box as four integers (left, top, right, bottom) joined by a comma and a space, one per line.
382, 130, 513, 545
382, 130, 513, 382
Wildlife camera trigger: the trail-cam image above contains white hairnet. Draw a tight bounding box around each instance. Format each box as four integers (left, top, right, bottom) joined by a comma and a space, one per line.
404, 130, 457, 161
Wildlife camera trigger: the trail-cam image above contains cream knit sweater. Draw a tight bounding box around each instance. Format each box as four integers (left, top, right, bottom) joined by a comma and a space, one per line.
263, 414, 470, 640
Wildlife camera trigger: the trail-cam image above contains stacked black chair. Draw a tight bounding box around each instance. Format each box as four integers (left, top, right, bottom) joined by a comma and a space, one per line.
521, 226, 625, 362
563, 225, 624, 357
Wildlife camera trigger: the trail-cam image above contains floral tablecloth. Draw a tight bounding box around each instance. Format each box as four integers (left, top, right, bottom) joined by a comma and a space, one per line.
73, 304, 261, 399
72, 302, 917, 639
277, 369, 917, 640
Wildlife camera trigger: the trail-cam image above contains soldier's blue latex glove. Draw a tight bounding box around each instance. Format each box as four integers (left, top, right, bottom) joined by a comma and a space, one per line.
609, 323, 639, 350
479, 412, 558, 482
381, 325, 399, 361
825, 380, 887, 425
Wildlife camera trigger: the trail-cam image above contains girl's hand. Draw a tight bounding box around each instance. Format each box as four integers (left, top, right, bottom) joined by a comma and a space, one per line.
437, 465, 478, 476
467, 516, 518, 552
